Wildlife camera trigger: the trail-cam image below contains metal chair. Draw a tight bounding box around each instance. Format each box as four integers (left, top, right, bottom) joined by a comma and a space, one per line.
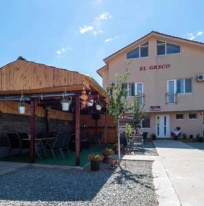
18, 133, 30, 154
61, 133, 71, 153
46, 134, 64, 158
95, 131, 103, 146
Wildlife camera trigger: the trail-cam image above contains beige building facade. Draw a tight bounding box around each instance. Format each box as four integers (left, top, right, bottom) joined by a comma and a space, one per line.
98, 31, 204, 138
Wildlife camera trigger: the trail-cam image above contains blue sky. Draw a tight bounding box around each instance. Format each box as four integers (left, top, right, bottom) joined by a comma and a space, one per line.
1, 0, 204, 85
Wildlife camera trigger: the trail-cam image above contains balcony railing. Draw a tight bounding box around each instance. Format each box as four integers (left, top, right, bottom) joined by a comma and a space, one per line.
165, 93, 178, 104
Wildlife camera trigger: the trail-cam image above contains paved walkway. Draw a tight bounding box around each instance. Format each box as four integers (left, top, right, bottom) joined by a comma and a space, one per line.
154, 140, 204, 206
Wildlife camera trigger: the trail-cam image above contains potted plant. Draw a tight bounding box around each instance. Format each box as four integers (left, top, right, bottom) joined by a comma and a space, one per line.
182, 133, 187, 141
151, 133, 157, 140
95, 95, 103, 111
88, 154, 104, 171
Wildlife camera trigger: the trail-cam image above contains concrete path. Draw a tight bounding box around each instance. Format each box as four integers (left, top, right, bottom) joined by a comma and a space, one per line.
0, 161, 29, 176
154, 140, 204, 206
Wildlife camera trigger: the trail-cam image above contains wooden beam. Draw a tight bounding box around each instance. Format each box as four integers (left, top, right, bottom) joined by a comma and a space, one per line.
30, 98, 36, 163
75, 95, 80, 166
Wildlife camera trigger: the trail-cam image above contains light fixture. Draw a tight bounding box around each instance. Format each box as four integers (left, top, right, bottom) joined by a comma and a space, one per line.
18, 93, 26, 114
61, 91, 72, 111
80, 87, 88, 109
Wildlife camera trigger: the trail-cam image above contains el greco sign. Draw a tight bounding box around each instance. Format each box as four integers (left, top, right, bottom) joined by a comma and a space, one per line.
139, 64, 170, 71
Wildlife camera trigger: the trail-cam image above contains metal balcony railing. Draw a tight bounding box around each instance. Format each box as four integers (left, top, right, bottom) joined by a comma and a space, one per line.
165, 93, 178, 104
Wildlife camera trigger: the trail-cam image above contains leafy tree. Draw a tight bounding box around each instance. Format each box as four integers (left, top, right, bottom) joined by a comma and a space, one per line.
106, 70, 132, 165
132, 94, 145, 134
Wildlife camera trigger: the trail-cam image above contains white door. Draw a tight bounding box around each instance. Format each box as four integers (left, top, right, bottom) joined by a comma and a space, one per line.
156, 115, 170, 138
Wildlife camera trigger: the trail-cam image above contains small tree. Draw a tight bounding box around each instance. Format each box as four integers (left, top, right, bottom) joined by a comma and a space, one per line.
106, 70, 132, 165
132, 94, 145, 134
125, 123, 132, 139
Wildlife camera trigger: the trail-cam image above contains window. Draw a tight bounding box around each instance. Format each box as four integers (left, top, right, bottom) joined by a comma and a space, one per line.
157, 40, 180, 55
176, 114, 184, 120
127, 42, 148, 59
141, 115, 150, 128
168, 78, 192, 94
126, 82, 144, 104
189, 113, 197, 119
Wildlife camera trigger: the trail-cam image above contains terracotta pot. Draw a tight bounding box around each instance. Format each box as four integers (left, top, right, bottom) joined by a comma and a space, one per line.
90, 161, 100, 171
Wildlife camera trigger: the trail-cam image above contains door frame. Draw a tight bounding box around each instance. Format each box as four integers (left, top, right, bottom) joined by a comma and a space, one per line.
156, 115, 170, 138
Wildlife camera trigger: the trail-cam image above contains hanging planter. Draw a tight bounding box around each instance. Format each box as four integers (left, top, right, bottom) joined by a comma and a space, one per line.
61, 91, 72, 111
96, 104, 102, 111
18, 104, 26, 114
87, 91, 94, 107
96, 94, 102, 111
18, 93, 26, 114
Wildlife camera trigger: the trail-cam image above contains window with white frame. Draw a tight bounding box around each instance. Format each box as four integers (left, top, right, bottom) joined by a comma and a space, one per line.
189, 113, 197, 119
176, 114, 184, 120
126, 82, 144, 104
167, 78, 192, 103
168, 78, 192, 94
127, 42, 148, 59
157, 40, 180, 55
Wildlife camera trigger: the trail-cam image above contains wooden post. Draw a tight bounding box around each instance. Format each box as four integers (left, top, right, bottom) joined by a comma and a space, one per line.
104, 112, 107, 145
30, 98, 36, 163
75, 95, 80, 166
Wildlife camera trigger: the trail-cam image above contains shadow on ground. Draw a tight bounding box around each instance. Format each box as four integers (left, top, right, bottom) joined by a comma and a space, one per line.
0, 164, 114, 202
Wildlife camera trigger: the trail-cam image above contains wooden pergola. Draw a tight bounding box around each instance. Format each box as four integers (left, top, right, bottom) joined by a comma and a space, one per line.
0, 57, 108, 165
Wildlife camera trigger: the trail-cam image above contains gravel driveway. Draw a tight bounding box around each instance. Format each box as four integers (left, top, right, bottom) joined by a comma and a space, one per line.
0, 161, 158, 206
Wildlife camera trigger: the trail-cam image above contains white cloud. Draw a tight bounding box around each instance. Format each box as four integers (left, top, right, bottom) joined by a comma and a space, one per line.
79, 25, 94, 34
56, 47, 73, 58
79, 12, 112, 36
104, 36, 118, 43
186, 33, 196, 40
186, 31, 203, 40
197, 31, 203, 36
104, 38, 112, 43
95, 12, 112, 21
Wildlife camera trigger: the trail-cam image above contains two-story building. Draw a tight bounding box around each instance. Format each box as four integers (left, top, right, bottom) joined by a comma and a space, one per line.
97, 31, 204, 138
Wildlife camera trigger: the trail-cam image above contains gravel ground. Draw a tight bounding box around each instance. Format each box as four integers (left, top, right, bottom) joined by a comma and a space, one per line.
0, 161, 158, 206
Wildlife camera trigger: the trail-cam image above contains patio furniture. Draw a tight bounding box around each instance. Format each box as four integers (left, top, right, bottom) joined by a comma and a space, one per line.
18, 133, 30, 155
81, 132, 90, 149
46, 134, 65, 158
95, 131, 103, 146
6, 133, 22, 157
130, 135, 144, 153
61, 133, 72, 152
0, 133, 10, 157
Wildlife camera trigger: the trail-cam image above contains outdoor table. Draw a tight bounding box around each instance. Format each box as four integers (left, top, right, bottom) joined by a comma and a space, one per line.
22, 137, 56, 159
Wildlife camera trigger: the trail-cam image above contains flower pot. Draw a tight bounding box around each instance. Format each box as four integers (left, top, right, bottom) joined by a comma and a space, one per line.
96, 104, 102, 111
62, 102, 71, 111
18, 105, 26, 114
87, 101, 93, 107
90, 161, 100, 171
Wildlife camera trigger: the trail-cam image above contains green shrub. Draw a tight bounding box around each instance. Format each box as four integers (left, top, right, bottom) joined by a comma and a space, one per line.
151, 133, 157, 140
182, 133, 187, 139
189, 134, 194, 139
